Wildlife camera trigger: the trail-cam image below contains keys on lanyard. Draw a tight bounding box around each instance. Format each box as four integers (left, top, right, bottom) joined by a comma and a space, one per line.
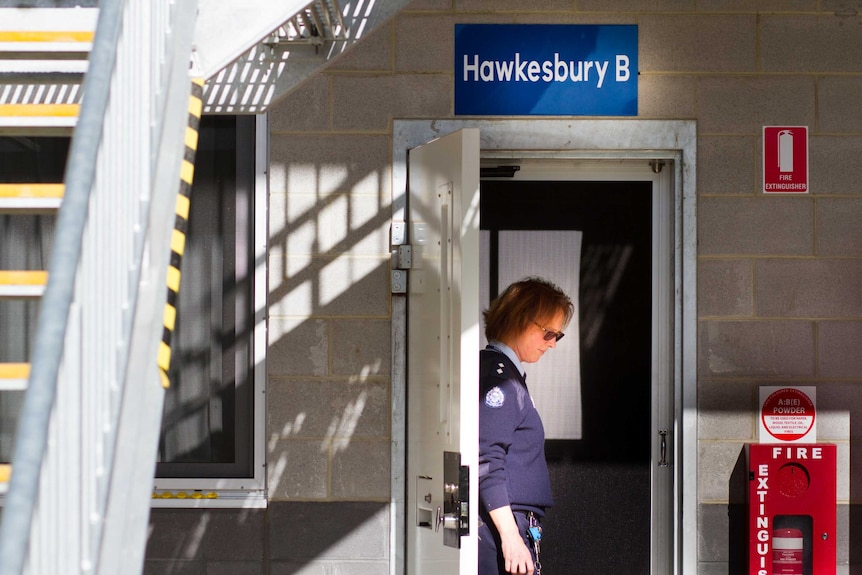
527, 518, 542, 575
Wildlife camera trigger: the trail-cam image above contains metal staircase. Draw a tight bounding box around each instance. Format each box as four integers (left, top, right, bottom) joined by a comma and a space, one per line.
0, 0, 413, 573
0, 7, 88, 496
195, 0, 415, 113
0, 1, 199, 573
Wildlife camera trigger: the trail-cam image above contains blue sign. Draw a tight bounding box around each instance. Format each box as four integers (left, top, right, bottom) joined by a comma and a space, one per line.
455, 24, 638, 116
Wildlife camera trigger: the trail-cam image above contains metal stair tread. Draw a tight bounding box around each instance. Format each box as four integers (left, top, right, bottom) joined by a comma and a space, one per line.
0, 103, 79, 118
0, 60, 88, 74
0, 9, 95, 74
0, 270, 48, 298
0, 183, 63, 212
0, 362, 28, 391
0, 29, 94, 49
0, 103, 79, 133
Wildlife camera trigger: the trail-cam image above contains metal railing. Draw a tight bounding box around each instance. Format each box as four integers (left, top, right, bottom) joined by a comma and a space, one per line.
0, 0, 198, 573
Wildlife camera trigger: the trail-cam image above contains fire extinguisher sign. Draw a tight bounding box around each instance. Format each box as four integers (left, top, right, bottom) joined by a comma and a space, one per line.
763, 126, 809, 194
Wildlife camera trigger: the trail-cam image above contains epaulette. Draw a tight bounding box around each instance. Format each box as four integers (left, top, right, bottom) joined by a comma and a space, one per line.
480, 349, 519, 383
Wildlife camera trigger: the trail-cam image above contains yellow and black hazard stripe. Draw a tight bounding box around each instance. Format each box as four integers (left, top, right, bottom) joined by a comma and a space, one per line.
158, 78, 203, 389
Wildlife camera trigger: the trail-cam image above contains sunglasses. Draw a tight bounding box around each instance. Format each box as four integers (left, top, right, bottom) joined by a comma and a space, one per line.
533, 321, 565, 342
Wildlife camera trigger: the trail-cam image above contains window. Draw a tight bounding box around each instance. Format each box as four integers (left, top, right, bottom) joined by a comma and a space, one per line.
0, 115, 267, 503
154, 114, 267, 502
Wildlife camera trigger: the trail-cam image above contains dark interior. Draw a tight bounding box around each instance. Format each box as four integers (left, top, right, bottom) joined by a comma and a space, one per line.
481, 178, 653, 574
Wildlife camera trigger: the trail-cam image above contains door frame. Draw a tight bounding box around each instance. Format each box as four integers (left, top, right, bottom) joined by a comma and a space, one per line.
391, 119, 697, 575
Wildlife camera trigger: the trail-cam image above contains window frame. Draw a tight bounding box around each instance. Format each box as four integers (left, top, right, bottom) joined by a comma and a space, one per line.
151, 113, 268, 508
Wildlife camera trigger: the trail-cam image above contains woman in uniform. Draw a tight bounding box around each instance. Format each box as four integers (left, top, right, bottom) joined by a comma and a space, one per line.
479, 276, 574, 575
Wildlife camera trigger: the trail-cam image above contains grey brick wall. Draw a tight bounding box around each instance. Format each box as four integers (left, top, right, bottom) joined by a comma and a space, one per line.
688, 8, 860, 574
146, 1, 862, 573
145, 502, 389, 575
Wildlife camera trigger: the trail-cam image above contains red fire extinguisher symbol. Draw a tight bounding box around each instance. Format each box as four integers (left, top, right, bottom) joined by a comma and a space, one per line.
773, 528, 803, 575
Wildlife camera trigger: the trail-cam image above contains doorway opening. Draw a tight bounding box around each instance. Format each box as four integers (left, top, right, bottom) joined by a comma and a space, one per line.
480, 162, 657, 573
391, 119, 697, 575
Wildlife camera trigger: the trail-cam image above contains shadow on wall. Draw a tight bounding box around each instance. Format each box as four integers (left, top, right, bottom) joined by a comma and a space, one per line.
266, 263, 393, 502
264, 161, 394, 500
145, 500, 390, 574
146, 141, 397, 570
146, 262, 393, 572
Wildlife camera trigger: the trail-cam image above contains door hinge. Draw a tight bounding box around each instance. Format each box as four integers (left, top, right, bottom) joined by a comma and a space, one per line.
391, 268, 408, 294
391, 221, 407, 246
392, 245, 413, 269
391, 221, 411, 294
391, 245, 412, 294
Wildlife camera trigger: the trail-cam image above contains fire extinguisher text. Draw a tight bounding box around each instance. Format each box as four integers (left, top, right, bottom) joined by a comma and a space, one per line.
772, 446, 822, 460
756, 462, 770, 575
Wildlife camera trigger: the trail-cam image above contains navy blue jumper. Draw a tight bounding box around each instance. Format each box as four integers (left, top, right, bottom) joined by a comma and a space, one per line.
478, 345, 553, 517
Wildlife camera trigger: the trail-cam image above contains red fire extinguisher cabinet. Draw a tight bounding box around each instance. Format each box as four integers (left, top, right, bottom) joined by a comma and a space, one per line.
746, 443, 836, 575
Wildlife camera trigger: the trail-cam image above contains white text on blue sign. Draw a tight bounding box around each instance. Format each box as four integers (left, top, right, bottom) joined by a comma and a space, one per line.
462, 53, 631, 88
454, 24, 638, 116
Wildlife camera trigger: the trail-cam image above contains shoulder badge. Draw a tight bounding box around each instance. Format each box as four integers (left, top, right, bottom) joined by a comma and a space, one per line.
484, 386, 506, 408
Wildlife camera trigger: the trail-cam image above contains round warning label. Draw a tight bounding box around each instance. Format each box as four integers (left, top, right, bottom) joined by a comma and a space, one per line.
761, 387, 815, 441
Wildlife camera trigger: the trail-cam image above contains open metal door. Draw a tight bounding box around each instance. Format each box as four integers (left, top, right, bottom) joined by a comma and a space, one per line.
405, 128, 480, 574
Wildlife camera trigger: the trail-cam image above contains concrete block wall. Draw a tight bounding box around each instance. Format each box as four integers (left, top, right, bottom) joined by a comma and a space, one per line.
146, 1, 862, 573
688, 4, 862, 574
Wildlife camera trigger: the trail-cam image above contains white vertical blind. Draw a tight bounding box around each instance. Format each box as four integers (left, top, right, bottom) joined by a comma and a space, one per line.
480, 230, 583, 440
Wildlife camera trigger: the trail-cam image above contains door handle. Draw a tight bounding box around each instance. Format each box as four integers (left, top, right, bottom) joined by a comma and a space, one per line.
659, 429, 669, 467
435, 505, 459, 533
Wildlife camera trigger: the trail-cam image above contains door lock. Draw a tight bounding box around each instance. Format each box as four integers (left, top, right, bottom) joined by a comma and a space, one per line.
435, 505, 459, 533
442, 451, 470, 548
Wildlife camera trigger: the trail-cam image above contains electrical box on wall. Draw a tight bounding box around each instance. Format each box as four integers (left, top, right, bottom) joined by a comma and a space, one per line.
746, 443, 837, 575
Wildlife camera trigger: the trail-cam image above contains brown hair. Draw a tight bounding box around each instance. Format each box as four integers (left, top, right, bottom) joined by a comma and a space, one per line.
483, 276, 574, 343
